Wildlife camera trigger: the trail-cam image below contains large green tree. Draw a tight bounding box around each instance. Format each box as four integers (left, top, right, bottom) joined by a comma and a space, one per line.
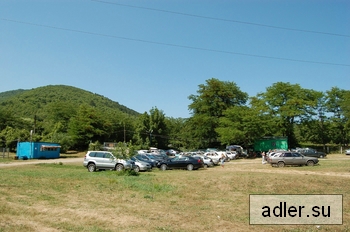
188, 78, 248, 148
295, 91, 332, 150
341, 91, 350, 142
216, 105, 275, 148
134, 107, 168, 149
251, 82, 320, 148
325, 87, 350, 146
67, 105, 107, 150
164, 117, 188, 150
0, 126, 31, 150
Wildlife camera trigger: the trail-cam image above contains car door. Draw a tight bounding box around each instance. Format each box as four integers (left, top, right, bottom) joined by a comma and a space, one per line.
102, 152, 116, 169
178, 157, 190, 168
167, 157, 180, 168
282, 152, 293, 165
168, 157, 187, 169
92, 152, 106, 168
292, 152, 304, 165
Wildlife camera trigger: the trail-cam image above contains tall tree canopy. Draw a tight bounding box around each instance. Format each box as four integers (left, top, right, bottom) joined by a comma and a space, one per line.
251, 82, 319, 148
134, 107, 168, 149
188, 78, 248, 117
295, 91, 331, 149
216, 105, 274, 147
188, 78, 248, 148
341, 91, 350, 135
67, 105, 107, 150
325, 87, 350, 145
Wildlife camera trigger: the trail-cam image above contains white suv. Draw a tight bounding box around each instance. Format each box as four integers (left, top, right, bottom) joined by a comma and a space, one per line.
83, 151, 135, 172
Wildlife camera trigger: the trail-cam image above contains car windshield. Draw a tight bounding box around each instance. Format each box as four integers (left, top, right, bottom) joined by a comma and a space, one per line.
130, 157, 140, 161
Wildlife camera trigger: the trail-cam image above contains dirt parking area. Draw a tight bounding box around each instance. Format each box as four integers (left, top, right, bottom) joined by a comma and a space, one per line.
0, 157, 83, 168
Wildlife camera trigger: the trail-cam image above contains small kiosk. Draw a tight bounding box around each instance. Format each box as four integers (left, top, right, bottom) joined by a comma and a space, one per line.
16, 142, 61, 159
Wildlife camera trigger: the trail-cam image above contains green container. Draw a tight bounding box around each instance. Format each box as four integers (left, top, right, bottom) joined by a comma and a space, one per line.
254, 137, 288, 152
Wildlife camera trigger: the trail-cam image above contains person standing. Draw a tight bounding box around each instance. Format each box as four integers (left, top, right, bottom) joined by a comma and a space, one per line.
221, 153, 226, 167
262, 151, 266, 164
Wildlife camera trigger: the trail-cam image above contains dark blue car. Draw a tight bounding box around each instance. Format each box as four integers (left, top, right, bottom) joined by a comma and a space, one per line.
157, 156, 204, 171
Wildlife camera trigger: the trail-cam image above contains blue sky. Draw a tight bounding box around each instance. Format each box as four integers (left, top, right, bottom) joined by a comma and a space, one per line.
1, 0, 349, 118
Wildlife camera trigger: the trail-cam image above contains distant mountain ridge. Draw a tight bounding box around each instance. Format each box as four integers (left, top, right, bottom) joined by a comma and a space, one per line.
0, 89, 28, 100
0, 85, 139, 117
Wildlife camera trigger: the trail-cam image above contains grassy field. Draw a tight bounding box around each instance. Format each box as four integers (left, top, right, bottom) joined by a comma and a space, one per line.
0, 154, 349, 232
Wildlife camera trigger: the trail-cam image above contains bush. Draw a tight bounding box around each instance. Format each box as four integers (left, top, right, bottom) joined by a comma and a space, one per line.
115, 169, 140, 176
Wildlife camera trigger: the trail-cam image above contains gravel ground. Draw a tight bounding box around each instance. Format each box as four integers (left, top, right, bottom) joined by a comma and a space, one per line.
0, 157, 83, 168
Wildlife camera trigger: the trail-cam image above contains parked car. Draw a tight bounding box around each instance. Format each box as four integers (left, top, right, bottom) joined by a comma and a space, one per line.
345, 149, 350, 155
295, 148, 326, 158
83, 151, 135, 172
269, 151, 319, 167
165, 149, 179, 156
217, 151, 230, 161
226, 151, 238, 160
129, 157, 152, 172
191, 155, 214, 168
204, 152, 222, 165
154, 152, 169, 160
134, 154, 158, 167
158, 156, 204, 171
266, 152, 283, 164
144, 153, 166, 162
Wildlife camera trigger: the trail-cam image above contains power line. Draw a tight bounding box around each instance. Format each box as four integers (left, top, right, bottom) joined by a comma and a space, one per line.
91, 0, 350, 38
1, 18, 349, 67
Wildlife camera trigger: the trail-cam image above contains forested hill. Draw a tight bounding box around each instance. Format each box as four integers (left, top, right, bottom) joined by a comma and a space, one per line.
0, 85, 139, 117
0, 89, 28, 100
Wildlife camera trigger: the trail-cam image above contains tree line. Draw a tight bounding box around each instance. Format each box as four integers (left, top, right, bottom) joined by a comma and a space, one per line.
0, 79, 349, 152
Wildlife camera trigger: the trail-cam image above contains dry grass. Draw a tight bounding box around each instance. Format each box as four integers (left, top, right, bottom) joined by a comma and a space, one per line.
0, 155, 349, 232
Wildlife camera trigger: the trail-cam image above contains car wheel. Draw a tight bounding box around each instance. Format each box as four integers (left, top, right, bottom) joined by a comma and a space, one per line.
277, 162, 285, 168
187, 164, 194, 171
307, 160, 314, 166
87, 163, 96, 172
204, 164, 208, 169
160, 164, 167, 171
115, 163, 124, 171
319, 155, 324, 158
134, 166, 140, 172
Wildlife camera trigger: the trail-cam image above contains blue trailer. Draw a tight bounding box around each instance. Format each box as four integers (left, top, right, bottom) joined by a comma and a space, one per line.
16, 142, 61, 159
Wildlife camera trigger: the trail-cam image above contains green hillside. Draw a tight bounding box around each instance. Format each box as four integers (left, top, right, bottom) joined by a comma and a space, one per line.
0, 89, 28, 101
0, 85, 139, 118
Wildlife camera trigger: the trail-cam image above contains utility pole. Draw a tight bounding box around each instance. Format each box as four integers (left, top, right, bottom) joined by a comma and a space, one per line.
149, 129, 153, 147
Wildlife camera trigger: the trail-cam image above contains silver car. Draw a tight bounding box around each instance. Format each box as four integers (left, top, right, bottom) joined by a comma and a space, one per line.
269, 152, 319, 168
129, 157, 152, 172
83, 151, 135, 172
